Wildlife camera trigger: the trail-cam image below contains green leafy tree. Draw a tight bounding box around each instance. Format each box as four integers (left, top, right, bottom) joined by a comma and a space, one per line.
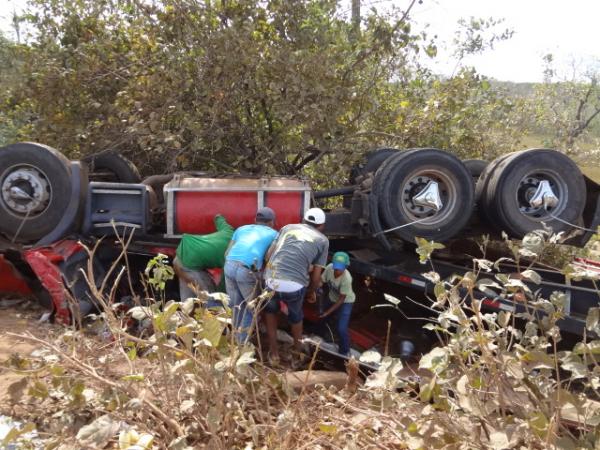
3, 0, 529, 184
0, 31, 27, 146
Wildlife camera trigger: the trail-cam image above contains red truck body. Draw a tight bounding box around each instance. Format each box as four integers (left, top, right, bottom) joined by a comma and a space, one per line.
0, 255, 32, 296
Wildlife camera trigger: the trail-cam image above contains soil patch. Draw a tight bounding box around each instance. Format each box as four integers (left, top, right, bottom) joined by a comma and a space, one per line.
0, 300, 56, 412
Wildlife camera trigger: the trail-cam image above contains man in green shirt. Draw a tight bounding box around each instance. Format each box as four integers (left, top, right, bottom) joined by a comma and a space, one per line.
173, 214, 234, 304
319, 251, 355, 356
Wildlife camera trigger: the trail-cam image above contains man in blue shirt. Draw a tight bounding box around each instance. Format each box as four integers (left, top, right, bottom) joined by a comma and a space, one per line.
224, 207, 278, 344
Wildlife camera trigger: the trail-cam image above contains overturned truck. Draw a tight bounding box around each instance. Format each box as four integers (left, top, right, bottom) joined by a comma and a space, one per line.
1, 142, 600, 357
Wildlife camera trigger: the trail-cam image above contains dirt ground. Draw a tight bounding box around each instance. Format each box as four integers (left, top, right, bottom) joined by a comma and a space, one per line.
0, 299, 55, 411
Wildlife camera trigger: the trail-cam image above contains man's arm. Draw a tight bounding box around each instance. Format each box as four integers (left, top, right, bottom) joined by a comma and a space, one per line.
214, 214, 234, 234
320, 294, 346, 318
306, 239, 328, 302
263, 236, 279, 268
305, 265, 323, 303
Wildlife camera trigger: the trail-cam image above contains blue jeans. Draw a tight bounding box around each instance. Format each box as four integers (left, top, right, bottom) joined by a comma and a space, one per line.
264, 287, 306, 324
224, 260, 261, 344
323, 300, 353, 355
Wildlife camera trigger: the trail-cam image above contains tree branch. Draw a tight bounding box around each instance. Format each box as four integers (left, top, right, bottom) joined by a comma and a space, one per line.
291, 145, 324, 172
342, 0, 419, 82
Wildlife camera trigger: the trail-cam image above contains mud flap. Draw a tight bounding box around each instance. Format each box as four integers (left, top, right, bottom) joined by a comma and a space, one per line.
22, 240, 103, 324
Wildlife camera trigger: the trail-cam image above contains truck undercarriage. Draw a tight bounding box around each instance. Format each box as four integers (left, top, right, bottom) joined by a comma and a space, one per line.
1, 142, 600, 360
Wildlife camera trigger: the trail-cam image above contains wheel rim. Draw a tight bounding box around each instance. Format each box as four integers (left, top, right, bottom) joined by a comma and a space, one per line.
1, 164, 52, 217
398, 168, 457, 225
515, 170, 567, 220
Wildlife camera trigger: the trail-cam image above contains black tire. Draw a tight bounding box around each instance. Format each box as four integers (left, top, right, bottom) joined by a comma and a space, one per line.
463, 159, 489, 179
350, 147, 400, 183
82, 151, 141, 183
0, 142, 72, 242
373, 148, 475, 242
481, 149, 586, 238
475, 151, 522, 225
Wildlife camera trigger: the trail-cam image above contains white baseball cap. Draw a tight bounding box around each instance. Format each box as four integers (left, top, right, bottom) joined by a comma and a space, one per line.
303, 207, 326, 225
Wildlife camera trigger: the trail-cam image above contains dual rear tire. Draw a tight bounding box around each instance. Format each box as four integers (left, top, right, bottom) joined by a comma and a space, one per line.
373, 149, 475, 242
368, 147, 586, 242
476, 149, 586, 237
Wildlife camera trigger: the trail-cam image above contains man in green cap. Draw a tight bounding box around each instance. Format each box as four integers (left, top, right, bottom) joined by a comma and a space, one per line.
173, 214, 234, 305
319, 251, 355, 356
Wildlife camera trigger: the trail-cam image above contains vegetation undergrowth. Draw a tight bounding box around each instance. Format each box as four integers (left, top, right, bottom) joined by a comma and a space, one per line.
1, 229, 600, 449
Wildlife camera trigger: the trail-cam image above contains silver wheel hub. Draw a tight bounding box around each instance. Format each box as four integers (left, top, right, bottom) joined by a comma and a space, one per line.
529, 180, 559, 209
516, 171, 566, 219
413, 180, 443, 211
400, 170, 454, 223
1, 166, 51, 216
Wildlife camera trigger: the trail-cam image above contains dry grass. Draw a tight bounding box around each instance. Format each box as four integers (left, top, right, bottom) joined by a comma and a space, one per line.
3, 233, 600, 449
0, 304, 426, 449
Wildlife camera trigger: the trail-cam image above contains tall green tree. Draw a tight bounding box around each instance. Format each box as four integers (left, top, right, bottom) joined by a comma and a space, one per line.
3, 0, 528, 184
0, 31, 26, 145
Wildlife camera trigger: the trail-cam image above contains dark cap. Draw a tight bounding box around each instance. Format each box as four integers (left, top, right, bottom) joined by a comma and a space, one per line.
256, 207, 276, 223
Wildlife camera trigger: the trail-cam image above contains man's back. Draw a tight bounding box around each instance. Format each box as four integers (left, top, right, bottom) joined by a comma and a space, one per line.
226, 224, 277, 269
265, 223, 329, 287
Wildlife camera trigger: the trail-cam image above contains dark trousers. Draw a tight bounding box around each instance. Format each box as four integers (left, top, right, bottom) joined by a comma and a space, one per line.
321, 299, 353, 355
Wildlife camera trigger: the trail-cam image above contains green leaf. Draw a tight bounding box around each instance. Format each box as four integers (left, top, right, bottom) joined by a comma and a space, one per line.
415, 237, 445, 264
528, 411, 548, 438
573, 340, 600, 355
28, 380, 49, 399
318, 423, 337, 434
121, 374, 145, 382
520, 232, 545, 257
520, 350, 554, 369
419, 375, 436, 402
176, 325, 194, 350
419, 347, 449, 374
127, 345, 137, 361
521, 269, 542, 284
433, 282, 446, 300
200, 311, 225, 347
586, 307, 600, 332
556, 388, 581, 410
560, 352, 587, 379
497, 310, 511, 327
1, 423, 35, 447
76, 415, 120, 448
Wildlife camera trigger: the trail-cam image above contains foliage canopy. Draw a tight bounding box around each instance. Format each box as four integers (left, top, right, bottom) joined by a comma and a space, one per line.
0, 0, 528, 182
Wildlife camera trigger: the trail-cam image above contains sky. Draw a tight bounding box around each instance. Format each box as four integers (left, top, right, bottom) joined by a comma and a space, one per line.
406, 0, 600, 82
1, 0, 599, 83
